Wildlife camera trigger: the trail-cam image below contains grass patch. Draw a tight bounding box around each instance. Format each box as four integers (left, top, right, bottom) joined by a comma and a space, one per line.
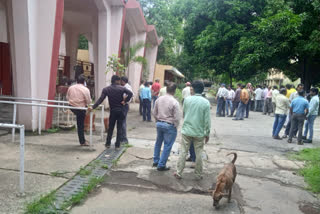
46, 128, 60, 134
123, 144, 133, 148
25, 190, 57, 214
101, 164, 109, 169
61, 176, 104, 210
50, 170, 70, 177
291, 148, 320, 193
88, 160, 101, 167
78, 167, 92, 177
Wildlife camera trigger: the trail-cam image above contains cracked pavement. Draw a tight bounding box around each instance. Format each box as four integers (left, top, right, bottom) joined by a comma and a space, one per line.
71, 104, 320, 214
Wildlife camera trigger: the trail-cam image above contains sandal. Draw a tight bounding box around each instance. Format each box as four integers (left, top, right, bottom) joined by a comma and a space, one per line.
174, 172, 182, 180
81, 142, 89, 147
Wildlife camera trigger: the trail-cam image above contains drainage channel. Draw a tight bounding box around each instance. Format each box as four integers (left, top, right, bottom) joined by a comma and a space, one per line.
53, 147, 126, 211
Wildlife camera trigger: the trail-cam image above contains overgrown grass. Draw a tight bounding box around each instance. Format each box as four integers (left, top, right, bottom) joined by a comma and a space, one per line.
123, 144, 133, 148
174, 88, 183, 103
25, 190, 57, 214
61, 176, 104, 210
291, 148, 320, 193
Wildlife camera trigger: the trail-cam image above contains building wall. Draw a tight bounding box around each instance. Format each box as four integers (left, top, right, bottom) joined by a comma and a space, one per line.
145, 44, 158, 81
0, 0, 8, 43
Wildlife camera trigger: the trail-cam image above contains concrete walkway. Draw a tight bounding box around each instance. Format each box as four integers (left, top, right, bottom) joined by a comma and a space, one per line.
71, 104, 320, 214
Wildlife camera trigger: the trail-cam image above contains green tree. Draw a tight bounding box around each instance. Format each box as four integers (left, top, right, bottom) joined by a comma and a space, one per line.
78, 35, 88, 50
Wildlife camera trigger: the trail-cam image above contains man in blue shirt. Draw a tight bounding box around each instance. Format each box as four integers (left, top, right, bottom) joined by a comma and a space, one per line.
140, 81, 152, 122
288, 90, 309, 145
302, 88, 319, 143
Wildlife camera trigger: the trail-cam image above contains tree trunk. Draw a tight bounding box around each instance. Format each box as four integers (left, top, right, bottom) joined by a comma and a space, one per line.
302, 58, 311, 92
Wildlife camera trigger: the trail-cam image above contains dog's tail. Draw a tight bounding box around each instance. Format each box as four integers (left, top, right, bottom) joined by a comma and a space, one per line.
227, 152, 237, 164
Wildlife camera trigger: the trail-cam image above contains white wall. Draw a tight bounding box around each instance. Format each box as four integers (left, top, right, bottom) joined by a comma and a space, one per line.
0, 0, 8, 43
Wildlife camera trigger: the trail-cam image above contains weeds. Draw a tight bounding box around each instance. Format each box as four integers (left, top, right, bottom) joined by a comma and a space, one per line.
25, 191, 57, 214
78, 167, 92, 177
123, 144, 133, 148
101, 164, 109, 169
291, 148, 320, 193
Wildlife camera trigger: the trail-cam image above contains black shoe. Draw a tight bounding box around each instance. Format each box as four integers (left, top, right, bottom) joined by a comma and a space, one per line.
232, 118, 239, 121
302, 136, 307, 140
186, 157, 192, 162
157, 166, 171, 171
239, 118, 244, 120
303, 139, 312, 144
105, 144, 111, 149
152, 163, 158, 167
273, 136, 282, 140
227, 115, 233, 117
297, 141, 304, 145
287, 139, 292, 144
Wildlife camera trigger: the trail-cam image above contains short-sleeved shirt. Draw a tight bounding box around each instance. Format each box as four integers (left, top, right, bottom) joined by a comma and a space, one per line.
290, 96, 309, 114
151, 82, 161, 96
254, 88, 263, 100
286, 88, 296, 99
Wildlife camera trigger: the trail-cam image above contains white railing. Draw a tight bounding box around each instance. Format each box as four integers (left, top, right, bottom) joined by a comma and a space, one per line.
0, 100, 97, 149
0, 123, 25, 194
0, 96, 105, 142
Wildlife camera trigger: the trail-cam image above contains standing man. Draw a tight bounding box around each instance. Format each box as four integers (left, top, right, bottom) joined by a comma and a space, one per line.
120, 76, 133, 144
302, 88, 319, 144
182, 82, 192, 105
151, 79, 161, 108
286, 84, 296, 99
139, 80, 145, 116
254, 85, 263, 112
67, 74, 91, 146
272, 88, 290, 140
263, 86, 273, 115
229, 83, 241, 117
225, 85, 235, 116
287, 90, 309, 145
283, 84, 304, 138
262, 85, 268, 113
89, 75, 133, 149
153, 83, 180, 171
245, 83, 254, 118
233, 85, 249, 121
141, 81, 152, 122
216, 83, 228, 117
271, 86, 280, 116
175, 80, 211, 180
159, 80, 169, 97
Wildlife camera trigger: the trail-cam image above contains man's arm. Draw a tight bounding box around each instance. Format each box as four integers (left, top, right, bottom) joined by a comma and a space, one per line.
91, 88, 107, 109
123, 88, 133, 103
173, 101, 181, 127
204, 102, 211, 142
153, 99, 159, 120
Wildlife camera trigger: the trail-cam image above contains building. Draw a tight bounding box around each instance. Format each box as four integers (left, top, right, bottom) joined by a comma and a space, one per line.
0, 0, 161, 130
153, 64, 185, 85
265, 68, 300, 87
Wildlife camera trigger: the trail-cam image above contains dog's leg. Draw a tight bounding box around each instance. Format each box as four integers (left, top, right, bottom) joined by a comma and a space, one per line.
228, 188, 232, 203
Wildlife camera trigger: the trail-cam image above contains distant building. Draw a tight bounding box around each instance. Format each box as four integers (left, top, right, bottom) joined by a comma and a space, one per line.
153, 64, 185, 85
265, 68, 300, 87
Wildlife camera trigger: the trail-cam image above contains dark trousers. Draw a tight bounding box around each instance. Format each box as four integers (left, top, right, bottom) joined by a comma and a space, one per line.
121, 104, 129, 143
263, 98, 273, 114
285, 114, 298, 136
71, 109, 86, 144
106, 108, 124, 147
143, 99, 151, 121
139, 96, 143, 115
217, 97, 226, 116
231, 101, 240, 116
289, 113, 305, 142
189, 142, 196, 162
245, 100, 251, 118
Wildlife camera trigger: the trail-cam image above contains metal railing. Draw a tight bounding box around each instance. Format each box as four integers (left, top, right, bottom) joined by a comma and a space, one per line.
0, 100, 97, 149
0, 123, 25, 194
0, 96, 105, 142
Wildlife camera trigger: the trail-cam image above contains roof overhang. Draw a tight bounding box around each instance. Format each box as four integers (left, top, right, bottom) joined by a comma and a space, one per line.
147, 25, 162, 46
125, 0, 147, 34
164, 66, 185, 79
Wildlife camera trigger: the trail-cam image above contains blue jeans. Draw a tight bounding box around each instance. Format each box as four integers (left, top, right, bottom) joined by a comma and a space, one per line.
142, 99, 151, 121
153, 122, 177, 168
304, 115, 317, 140
189, 142, 196, 162
235, 102, 246, 119
272, 114, 287, 137
152, 96, 158, 108
225, 99, 233, 115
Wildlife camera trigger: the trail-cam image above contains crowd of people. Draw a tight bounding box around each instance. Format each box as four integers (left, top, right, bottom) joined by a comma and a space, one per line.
215, 82, 319, 145
66, 75, 318, 181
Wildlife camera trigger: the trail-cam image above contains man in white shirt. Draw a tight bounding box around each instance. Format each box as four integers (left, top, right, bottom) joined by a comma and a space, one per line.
121, 76, 133, 144
226, 85, 235, 116
254, 85, 263, 112
271, 85, 279, 115
139, 80, 145, 116
182, 82, 192, 105
216, 83, 229, 117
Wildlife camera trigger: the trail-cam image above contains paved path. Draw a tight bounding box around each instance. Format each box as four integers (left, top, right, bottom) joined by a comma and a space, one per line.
71, 104, 320, 214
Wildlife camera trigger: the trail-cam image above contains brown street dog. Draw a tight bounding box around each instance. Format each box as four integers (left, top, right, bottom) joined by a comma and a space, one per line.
211, 152, 237, 208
